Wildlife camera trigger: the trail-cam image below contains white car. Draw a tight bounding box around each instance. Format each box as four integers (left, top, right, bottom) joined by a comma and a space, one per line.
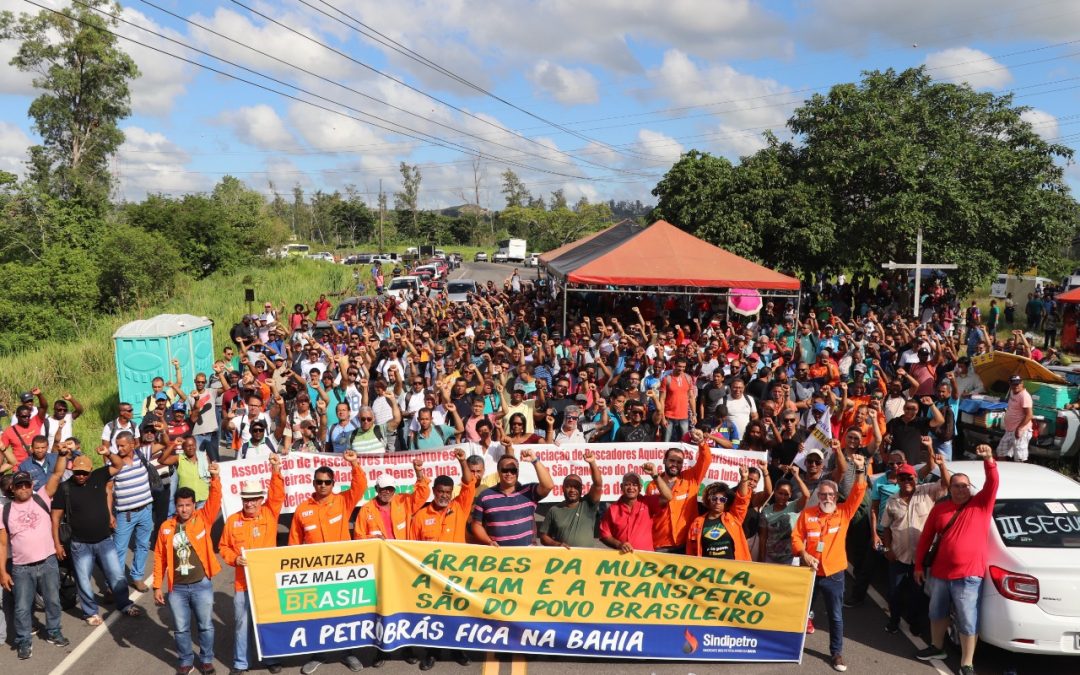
307, 251, 335, 263
526, 253, 540, 267
492, 251, 508, 263
445, 279, 477, 303
385, 275, 421, 300
943, 461, 1080, 655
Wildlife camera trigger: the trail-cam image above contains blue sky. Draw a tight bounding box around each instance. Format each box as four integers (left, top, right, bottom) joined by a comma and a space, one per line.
1, 0, 1078, 207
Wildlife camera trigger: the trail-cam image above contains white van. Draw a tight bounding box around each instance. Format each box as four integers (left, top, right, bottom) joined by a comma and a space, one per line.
990, 274, 1052, 300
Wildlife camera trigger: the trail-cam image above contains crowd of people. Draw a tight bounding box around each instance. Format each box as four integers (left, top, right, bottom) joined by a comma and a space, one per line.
0, 269, 1022, 675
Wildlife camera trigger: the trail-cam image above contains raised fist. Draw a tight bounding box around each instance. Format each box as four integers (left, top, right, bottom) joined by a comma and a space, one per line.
453, 447, 466, 461
343, 450, 359, 463
642, 462, 656, 476
412, 457, 424, 471
209, 462, 220, 476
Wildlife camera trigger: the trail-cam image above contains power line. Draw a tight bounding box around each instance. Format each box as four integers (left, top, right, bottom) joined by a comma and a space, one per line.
54, 0, 610, 182
299, 0, 653, 161
134, 0, 650, 175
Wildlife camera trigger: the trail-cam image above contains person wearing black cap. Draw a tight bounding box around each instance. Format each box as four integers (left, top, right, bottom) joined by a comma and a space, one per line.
0, 444, 71, 659
997, 375, 1033, 462
1, 387, 48, 466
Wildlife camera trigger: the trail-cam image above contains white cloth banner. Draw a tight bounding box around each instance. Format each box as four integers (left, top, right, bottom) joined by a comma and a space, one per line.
218, 443, 768, 517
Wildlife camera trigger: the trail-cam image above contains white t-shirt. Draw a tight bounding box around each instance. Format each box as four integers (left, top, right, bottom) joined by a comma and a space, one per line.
230, 412, 272, 446
724, 395, 757, 436
43, 414, 74, 450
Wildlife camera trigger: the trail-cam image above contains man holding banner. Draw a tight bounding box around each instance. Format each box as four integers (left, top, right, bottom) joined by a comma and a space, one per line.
645, 439, 712, 553
220, 454, 285, 675
287, 450, 369, 674
539, 449, 604, 548
354, 456, 429, 540
599, 465, 672, 553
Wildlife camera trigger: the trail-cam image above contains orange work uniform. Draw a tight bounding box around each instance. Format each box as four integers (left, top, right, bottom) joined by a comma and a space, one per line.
220, 470, 286, 592
791, 478, 867, 577
153, 477, 223, 592
685, 488, 752, 561
645, 441, 712, 549
354, 477, 431, 540
288, 462, 368, 545
409, 479, 476, 543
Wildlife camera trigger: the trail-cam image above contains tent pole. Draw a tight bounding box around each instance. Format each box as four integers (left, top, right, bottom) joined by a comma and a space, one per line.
562, 286, 568, 335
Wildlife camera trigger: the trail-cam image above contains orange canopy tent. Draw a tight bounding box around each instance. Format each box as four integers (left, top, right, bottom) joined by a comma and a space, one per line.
540, 220, 801, 330
1055, 287, 1080, 304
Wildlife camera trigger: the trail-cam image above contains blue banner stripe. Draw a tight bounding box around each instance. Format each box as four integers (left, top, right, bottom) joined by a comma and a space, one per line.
256, 611, 806, 662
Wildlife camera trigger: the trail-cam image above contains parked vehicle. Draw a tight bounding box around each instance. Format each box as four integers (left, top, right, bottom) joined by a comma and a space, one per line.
275, 243, 310, 258
492, 251, 509, 263
308, 251, 336, 263
386, 275, 422, 299
474, 252, 489, 262
526, 253, 540, 267
990, 274, 1053, 300
496, 238, 527, 263
446, 279, 478, 303
926, 461, 1080, 655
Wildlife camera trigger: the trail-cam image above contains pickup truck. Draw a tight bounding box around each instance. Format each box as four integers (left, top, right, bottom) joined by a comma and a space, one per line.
958, 366, 1080, 471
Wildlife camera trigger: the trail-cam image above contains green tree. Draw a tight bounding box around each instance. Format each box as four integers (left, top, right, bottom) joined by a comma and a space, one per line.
650, 150, 760, 258
788, 67, 1078, 293
96, 222, 183, 310
549, 188, 568, 210
501, 169, 530, 208
1, 0, 139, 209
394, 162, 421, 238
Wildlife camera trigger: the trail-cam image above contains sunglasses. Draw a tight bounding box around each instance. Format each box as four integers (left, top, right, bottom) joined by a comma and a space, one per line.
499, 466, 519, 475
806, 458, 824, 465
13, 482, 33, 489
708, 495, 728, 503
359, 417, 374, 422
897, 476, 916, 482
313, 479, 334, 486
887, 460, 903, 466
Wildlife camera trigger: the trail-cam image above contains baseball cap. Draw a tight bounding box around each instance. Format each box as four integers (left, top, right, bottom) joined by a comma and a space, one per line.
513, 383, 527, 393
804, 448, 825, 461
71, 455, 93, 472
375, 475, 395, 489
812, 402, 828, 414
749, 353, 760, 362
1009, 375, 1023, 384
10, 471, 33, 486
154, 391, 169, 401
18, 392, 33, 403
895, 463, 917, 477
853, 363, 867, 373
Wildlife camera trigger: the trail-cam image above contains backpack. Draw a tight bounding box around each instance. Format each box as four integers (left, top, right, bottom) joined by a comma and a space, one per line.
409, 425, 448, 450
241, 437, 277, 459
105, 418, 132, 445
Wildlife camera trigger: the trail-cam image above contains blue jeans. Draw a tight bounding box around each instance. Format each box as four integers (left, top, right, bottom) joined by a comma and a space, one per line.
167, 577, 215, 667
811, 570, 845, 657
234, 590, 279, 669
886, 560, 916, 628
665, 418, 689, 442
195, 432, 219, 463
113, 505, 153, 583
12, 555, 61, 646
71, 539, 132, 617
927, 574, 983, 636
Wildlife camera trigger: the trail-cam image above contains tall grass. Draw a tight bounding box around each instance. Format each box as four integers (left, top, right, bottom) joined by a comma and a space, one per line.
0, 259, 347, 445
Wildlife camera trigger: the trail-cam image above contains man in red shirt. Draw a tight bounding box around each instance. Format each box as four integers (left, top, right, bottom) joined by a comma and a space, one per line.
599, 466, 672, 553
913, 444, 998, 675
313, 294, 332, 322
2, 388, 49, 465
659, 357, 695, 442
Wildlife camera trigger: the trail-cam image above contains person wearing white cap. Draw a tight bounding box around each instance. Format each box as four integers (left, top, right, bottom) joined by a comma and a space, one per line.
354, 456, 429, 540
220, 454, 284, 675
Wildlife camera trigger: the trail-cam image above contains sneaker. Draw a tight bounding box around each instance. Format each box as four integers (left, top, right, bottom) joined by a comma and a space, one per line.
228, 670, 248, 675
915, 645, 948, 661
958, 666, 975, 675
17, 643, 31, 660
805, 617, 815, 634
831, 654, 848, 672
177, 667, 193, 675
419, 655, 436, 672
884, 622, 900, 634
267, 665, 283, 674
301, 659, 323, 675
343, 654, 363, 672
198, 663, 216, 675
45, 631, 71, 647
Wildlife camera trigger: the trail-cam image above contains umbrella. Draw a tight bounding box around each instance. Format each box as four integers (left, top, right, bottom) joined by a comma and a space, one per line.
728, 288, 763, 316
971, 350, 1065, 389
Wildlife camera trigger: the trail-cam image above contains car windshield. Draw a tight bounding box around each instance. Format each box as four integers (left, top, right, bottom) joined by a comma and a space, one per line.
993, 500, 1080, 548
447, 282, 474, 294
388, 279, 414, 290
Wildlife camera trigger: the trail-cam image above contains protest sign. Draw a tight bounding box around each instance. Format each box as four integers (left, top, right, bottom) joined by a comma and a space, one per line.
246, 540, 813, 662
219, 444, 767, 516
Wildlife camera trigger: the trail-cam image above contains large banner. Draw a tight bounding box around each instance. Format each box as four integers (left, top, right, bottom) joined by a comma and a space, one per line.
219, 443, 767, 516
246, 540, 813, 662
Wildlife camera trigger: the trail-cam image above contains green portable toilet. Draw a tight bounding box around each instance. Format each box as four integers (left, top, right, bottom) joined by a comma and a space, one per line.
113, 314, 215, 423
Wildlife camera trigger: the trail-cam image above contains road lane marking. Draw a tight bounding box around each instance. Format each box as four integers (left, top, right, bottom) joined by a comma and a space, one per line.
511, 654, 527, 675
483, 652, 501, 675
51, 576, 153, 675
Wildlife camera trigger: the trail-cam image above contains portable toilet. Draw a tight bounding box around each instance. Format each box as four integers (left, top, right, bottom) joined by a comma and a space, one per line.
113, 314, 215, 423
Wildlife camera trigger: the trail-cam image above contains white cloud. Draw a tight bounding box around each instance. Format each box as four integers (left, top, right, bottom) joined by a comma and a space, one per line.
0, 122, 31, 178
116, 126, 209, 201
923, 47, 1012, 89
116, 7, 192, 117
1021, 109, 1059, 141
214, 105, 297, 149
529, 61, 599, 105
634, 129, 684, 166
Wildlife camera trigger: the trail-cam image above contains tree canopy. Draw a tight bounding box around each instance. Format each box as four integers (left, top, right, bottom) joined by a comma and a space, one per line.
651, 67, 1080, 293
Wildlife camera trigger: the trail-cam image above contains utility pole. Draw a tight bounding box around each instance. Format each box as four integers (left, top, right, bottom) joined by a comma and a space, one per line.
378, 178, 385, 253
881, 227, 958, 319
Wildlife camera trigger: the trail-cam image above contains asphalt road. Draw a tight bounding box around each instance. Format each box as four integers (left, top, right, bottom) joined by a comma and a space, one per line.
9, 262, 1077, 675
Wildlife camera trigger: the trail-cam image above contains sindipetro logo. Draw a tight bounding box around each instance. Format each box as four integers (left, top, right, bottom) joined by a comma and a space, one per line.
682, 629, 699, 654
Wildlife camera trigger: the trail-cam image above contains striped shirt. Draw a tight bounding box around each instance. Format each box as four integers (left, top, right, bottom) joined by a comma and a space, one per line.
113, 448, 154, 511
471, 483, 543, 546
